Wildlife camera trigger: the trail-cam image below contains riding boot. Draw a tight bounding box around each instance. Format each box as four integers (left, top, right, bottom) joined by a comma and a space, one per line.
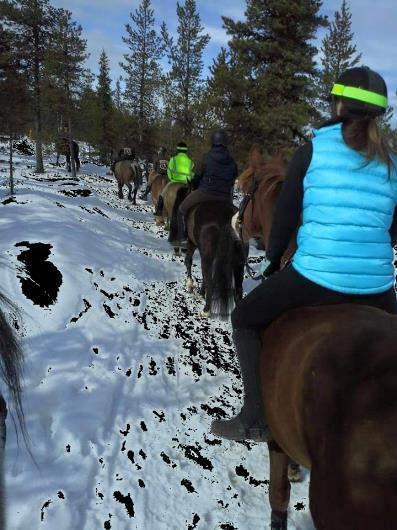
140, 184, 151, 200
210, 328, 270, 442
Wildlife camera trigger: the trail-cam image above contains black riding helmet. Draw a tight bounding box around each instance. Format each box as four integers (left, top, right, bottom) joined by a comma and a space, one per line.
177, 142, 188, 152
331, 66, 388, 119
211, 129, 229, 147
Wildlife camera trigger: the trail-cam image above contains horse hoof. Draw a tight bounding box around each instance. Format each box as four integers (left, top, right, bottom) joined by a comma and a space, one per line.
186, 278, 194, 292
199, 310, 210, 318
118, 193, 123, 199
288, 462, 303, 483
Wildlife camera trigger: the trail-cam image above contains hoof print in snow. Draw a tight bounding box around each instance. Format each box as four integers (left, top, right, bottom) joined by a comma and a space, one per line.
57, 491, 65, 499
120, 424, 130, 437
104, 514, 112, 529
140, 421, 147, 432
70, 299, 92, 323
40, 499, 52, 521
179, 443, 213, 471
188, 513, 200, 530
294, 502, 306, 511
15, 241, 62, 307
181, 478, 196, 493
235, 464, 268, 487
103, 303, 116, 318
153, 410, 165, 423
148, 358, 158, 375
113, 491, 134, 518
138, 479, 145, 488
2, 197, 27, 205
160, 452, 177, 468
60, 188, 91, 197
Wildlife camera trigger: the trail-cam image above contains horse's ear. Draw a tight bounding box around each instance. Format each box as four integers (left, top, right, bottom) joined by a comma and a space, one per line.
249, 144, 263, 170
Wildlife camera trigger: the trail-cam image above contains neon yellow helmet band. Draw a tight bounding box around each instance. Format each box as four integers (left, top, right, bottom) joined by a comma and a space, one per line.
331, 83, 388, 109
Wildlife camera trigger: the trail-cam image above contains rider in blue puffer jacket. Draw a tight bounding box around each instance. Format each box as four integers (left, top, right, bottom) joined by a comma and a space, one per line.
211, 66, 397, 443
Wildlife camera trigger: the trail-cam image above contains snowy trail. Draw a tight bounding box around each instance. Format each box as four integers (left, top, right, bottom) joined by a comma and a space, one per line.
0, 145, 314, 529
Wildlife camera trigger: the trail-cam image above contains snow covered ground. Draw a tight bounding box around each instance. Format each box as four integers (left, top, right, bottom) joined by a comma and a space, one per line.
0, 143, 314, 530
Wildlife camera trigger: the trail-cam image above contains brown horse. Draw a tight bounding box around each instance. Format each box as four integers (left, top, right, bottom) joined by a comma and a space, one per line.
155, 181, 188, 229
55, 137, 80, 172
113, 160, 141, 204
239, 148, 397, 529
149, 171, 168, 209
236, 145, 295, 262
183, 201, 245, 317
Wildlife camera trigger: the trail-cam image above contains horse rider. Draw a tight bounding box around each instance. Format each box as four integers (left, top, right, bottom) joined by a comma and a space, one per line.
174, 130, 238, 247
110, 147, 136, 174
211, 66, 397, 442
140, 146, 169, 200
154, 142, 194, 215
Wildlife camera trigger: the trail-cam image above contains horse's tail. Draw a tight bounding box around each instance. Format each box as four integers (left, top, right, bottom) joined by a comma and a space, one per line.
211, 223, 236, 318
0, 292, 28, 448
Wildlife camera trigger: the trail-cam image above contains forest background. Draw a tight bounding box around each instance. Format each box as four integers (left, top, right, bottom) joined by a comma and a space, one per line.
1, 0, 397, 173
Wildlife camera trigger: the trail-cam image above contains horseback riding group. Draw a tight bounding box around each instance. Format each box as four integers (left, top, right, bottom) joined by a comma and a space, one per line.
127, 66, 397, 529
1, 65, 394, 528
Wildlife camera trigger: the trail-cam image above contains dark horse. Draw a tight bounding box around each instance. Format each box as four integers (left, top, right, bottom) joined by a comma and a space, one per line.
239, 146, 397, 529
55, 137, 81, 173
0, 291, 27, 528
170, 191, 245, 317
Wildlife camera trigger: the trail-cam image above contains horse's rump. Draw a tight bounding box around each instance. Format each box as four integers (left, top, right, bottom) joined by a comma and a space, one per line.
262, 304, 397, 472
114, 160, 139, 185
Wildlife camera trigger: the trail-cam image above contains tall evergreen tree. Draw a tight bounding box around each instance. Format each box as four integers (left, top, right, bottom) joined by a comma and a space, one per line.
120, 0, 162, 149
0, 23, 29, 194
45, 7, 88, 176
318, 0, 362, 116
161, 0, 210, 139
210, 0, 327, 155
97, 50, 116, 163
2, 0, 54, 173
114, 76, 123, 111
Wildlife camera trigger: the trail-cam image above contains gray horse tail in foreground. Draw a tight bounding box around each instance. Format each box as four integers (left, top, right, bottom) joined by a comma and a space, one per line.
0, 291, 28, 529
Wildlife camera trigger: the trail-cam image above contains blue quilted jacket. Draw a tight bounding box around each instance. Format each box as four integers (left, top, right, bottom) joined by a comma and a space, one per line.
293, 122, 397, 294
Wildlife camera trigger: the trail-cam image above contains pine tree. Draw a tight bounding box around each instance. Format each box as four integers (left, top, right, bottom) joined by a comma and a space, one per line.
318, 0, 362, 116
97, 50, 116, 164
2, 0, 54, 173
161, 0, 210, 139
120, 0, 162, 149
211, 0, 327, 155
0, 23, 29, 194
114, 76, 123, 111
45, 7, 88, 177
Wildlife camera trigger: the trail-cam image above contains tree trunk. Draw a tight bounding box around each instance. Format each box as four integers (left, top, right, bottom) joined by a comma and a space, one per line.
33, 25, 44, 174
68, 116, 76, 179
9, 135, 14, 196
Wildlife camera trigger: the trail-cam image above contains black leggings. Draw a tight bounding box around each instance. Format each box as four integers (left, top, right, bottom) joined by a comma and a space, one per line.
231, 265, 397, 330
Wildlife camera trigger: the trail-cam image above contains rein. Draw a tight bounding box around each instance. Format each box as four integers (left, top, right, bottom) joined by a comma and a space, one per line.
238, 173, 286, 282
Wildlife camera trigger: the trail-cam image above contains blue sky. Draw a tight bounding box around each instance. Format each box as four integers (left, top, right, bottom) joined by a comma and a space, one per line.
52, 0, 397, 122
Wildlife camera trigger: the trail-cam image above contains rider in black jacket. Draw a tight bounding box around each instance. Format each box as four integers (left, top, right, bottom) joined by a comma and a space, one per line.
175, 130, 238, 246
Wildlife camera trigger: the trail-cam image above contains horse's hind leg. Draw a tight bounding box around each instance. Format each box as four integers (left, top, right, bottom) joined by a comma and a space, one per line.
127, 182, 133, 202
132, 182, 138, 205
118, 183, 123, 199
201, 254, 213, 316
185, 242, 196, 292
66, 153, 71, 172
268, 442, 290, 530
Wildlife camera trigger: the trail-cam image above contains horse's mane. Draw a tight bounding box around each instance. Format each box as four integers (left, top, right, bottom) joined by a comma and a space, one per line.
238, 145, 286, 193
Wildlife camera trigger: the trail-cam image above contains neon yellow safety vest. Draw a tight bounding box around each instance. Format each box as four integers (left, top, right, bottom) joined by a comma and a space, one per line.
167, 153, 194, 183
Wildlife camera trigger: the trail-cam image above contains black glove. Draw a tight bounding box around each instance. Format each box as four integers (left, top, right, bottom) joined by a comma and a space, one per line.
261, 261, 280, 280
